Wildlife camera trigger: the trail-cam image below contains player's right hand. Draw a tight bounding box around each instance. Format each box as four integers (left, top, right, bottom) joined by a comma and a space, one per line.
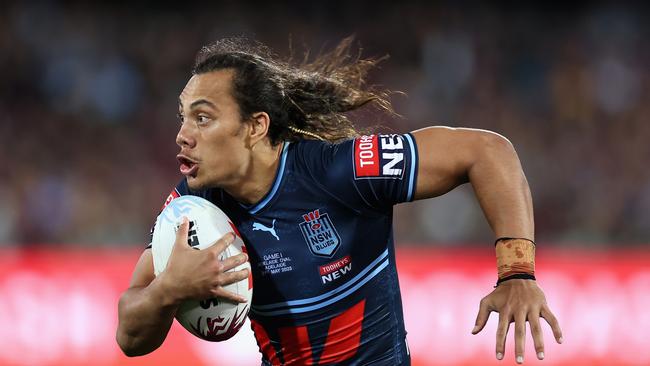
159, 217, 249, 304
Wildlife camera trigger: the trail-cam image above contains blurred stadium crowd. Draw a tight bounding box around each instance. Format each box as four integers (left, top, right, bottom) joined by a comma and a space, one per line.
1, 2, 648, 246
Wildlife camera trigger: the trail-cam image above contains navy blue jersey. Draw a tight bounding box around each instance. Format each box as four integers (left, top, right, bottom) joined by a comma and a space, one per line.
154, 134, 418, 365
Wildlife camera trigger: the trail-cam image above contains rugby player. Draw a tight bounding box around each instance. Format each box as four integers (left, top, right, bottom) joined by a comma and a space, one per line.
116, 37, 563, 365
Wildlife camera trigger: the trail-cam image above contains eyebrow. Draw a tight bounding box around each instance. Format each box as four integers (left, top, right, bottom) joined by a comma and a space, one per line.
178, 98, 218, 111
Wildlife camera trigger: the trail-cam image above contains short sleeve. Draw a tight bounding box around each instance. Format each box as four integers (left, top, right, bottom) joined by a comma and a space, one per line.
298, 133, 419, 212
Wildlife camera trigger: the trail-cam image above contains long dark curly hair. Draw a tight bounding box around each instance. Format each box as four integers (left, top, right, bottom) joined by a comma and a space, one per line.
192, 37, 395, 144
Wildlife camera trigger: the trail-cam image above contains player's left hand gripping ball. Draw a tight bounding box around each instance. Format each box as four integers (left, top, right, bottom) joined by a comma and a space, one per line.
151, 195, 253, 341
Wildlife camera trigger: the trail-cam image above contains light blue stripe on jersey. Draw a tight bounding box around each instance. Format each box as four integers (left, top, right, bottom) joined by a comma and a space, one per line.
252, 248, 389, 311
251, 256, 389, 316
248, 142, 290, 214
404, 133, 417, 202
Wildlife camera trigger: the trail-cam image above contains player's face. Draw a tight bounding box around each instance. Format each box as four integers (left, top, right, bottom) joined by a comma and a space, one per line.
176, 69, 251, 190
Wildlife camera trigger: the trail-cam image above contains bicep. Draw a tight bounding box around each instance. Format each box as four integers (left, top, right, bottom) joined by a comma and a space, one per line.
128, 249, 156, 289
411, 126, 507, 200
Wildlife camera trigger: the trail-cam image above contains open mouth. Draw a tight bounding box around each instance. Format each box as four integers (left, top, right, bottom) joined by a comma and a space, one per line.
177, 155, 199, 177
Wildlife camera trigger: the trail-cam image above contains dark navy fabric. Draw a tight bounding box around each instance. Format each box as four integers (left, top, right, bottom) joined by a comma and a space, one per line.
152, 134, 418, 365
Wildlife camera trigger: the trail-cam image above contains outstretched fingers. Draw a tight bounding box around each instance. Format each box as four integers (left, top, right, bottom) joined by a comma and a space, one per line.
210, 269, 250, 303
473, 297, 492, 334
209, 285, 248, 303
514, 312, 526, 364
207, 232, 236, 256
495, 311, 511, 361
221, 252, 249, 272
208, 232, 249, 303
541, 304, 563, 344
528, 311, 545, 360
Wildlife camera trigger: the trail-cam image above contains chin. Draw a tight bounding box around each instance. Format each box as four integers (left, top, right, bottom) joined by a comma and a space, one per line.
185, 176, 205, 190
186, 175, 219, 191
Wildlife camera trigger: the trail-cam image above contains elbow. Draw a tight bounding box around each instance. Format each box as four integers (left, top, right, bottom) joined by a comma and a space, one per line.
122, 349, 145, 358
472, 130, 519, 164
478, 130, 515, 154
116, 323, 164, 357
116, 335, 149, 357
116, 323, 154, 357
116, 300, 137, 357
116, 332, 140, 357
121, 347, 141, 358
467, 130, 524, 179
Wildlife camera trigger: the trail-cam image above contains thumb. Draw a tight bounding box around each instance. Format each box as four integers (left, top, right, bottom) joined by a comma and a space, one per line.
173, 217, 190, 250
472, 298, 492, 335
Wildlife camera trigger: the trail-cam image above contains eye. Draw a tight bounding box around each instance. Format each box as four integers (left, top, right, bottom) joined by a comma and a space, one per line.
177, 113, 185, 125
197, 115, 211, 124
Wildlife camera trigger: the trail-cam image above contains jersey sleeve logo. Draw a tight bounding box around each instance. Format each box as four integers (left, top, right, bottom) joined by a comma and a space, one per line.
299, 209, 341, 258
353, 134, 406, 180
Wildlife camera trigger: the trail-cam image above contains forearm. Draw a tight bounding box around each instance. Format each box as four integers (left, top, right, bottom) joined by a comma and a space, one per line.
116, 276, 179, 356
468, 135, 534, 240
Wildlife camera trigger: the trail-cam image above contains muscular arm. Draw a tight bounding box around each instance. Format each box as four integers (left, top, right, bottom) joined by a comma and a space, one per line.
411, 126, 562, 362
116, 249, 178, 357
116, 219, 249, 357
411, 126, 533, 240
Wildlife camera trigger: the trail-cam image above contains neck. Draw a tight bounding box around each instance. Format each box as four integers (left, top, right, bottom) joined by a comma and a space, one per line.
223, 141, 284, 205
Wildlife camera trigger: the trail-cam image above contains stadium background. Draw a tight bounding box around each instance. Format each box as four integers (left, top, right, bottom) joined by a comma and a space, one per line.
1, 1, 648, 365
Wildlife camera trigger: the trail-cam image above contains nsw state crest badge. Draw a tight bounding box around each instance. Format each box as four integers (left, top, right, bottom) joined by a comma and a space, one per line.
299, 209, 341, 257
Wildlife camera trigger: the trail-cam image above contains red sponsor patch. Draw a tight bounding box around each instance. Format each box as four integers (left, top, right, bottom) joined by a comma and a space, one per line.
319, 255, 351, 276
161, 189, 180, 209
354, 135, 379, 177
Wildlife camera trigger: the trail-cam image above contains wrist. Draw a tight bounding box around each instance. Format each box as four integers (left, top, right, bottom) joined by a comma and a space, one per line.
496, 273, 536, 286
151, 272, 184, 307
495, 237, 536, 287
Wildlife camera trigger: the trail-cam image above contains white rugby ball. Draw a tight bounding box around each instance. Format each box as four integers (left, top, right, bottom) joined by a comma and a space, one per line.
151, 195, 252, 342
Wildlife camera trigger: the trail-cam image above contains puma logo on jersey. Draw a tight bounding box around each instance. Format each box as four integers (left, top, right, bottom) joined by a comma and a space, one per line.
253, 219, 279, 240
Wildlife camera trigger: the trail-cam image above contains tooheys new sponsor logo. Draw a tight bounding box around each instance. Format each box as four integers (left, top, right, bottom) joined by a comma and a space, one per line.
354, 134, 406, 179
319, 255, 352, 284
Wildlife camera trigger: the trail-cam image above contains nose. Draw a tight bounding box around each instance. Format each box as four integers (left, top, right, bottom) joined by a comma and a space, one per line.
176, 121, 197, 149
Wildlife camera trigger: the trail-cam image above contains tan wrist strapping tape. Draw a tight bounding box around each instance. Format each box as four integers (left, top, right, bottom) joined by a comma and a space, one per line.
495, 238, 536, 281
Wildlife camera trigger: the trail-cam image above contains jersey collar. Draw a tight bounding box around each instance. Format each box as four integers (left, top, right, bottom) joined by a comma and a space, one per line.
244, 141, 290, 214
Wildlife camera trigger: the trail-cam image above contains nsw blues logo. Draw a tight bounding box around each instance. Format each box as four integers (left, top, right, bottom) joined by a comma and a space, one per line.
299, 209, 341, 257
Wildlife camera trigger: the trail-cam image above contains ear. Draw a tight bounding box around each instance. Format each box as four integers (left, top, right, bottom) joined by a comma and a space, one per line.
248, 111, 271, 147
